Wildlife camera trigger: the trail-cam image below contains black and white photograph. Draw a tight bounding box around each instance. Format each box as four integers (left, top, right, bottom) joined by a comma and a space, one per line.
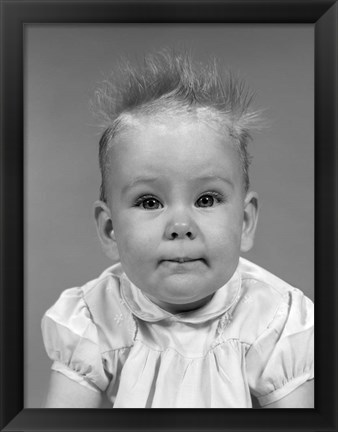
25, 24, 314, 409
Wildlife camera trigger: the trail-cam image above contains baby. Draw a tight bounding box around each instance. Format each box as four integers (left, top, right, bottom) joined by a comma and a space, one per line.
42, 51, 314, 408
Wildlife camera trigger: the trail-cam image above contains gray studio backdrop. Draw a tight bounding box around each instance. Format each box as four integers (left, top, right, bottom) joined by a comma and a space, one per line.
25, 25, 314, 407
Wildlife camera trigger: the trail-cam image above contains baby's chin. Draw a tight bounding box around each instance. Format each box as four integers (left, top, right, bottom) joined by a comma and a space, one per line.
143, 280, 221, 313
126, 268, 233, 312
145, 291, 215, 314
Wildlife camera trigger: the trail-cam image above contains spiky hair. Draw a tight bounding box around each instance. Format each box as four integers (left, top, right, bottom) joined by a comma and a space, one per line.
93, 50, 262, 202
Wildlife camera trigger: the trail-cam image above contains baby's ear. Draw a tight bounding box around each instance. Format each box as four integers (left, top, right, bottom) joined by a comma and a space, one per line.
94, 200, 120, 262
240, 191, 259, 253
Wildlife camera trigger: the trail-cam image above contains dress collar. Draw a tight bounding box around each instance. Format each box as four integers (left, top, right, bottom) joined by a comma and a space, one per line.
120, 268, 241, 324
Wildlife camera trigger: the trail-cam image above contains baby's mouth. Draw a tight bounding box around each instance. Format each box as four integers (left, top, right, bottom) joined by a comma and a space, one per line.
169, 257, 200, 263
160, 257, 207, 266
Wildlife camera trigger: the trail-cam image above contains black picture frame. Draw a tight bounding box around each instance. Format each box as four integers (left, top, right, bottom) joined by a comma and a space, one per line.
0, 0, 336, 431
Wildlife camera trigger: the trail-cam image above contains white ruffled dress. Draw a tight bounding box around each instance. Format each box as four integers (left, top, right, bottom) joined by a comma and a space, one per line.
41, 258, 314, 408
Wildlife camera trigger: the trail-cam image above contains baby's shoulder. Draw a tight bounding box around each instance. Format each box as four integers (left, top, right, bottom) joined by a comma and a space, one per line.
81, 263, 125, 313
227, 258, 313, 344
239, 257, 299, 299
44, 263, 135, 352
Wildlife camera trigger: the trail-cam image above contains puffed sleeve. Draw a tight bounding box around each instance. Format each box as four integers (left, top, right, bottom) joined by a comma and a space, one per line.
246, 288, 314, 406
41, 287, 110, 393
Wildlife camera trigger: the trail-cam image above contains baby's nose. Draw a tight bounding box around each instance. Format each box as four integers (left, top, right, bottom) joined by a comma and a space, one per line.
165, 220, 196, 240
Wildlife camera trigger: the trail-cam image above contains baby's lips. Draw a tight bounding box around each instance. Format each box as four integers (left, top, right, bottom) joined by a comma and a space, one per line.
159, 255, 206, 264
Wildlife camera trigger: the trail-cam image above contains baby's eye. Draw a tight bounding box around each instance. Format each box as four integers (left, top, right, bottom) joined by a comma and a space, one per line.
142, 198, 162, 210
195, 193, 223, 208
135, 196, 163, 210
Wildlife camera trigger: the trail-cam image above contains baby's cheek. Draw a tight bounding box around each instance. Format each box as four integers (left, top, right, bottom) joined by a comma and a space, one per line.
118, 228, 157, 288
208, 222, 242, 257
120, 226, 154, 262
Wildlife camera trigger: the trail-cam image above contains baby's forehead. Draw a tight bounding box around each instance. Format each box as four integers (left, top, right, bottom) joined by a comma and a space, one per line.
107, 116, 242, 178
105, 110, 242, 170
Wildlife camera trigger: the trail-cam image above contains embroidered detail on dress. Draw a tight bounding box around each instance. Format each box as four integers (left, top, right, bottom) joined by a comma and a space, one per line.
275, 302, 288, 319
218, 312, 232, 334
113, 313, 124, 325
240, 294, 253, 305
211, 312, 232, 348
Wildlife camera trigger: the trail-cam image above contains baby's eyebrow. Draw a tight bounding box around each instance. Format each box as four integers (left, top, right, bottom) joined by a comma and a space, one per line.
122, 174, 234, 194
122, 176, 159, 193
195, 175, 234, 189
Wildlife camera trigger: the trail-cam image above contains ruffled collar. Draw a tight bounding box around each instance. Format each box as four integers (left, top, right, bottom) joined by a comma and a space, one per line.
119, 268, 241, 324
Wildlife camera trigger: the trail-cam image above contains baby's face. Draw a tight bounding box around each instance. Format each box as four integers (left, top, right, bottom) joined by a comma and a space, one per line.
100, 117, 257, 313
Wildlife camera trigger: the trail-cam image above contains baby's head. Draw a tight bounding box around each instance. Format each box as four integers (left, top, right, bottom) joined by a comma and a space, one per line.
94, 51, 261, 313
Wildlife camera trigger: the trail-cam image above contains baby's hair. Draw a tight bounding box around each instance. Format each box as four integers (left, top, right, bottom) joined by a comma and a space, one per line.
93, 49, 262, 202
